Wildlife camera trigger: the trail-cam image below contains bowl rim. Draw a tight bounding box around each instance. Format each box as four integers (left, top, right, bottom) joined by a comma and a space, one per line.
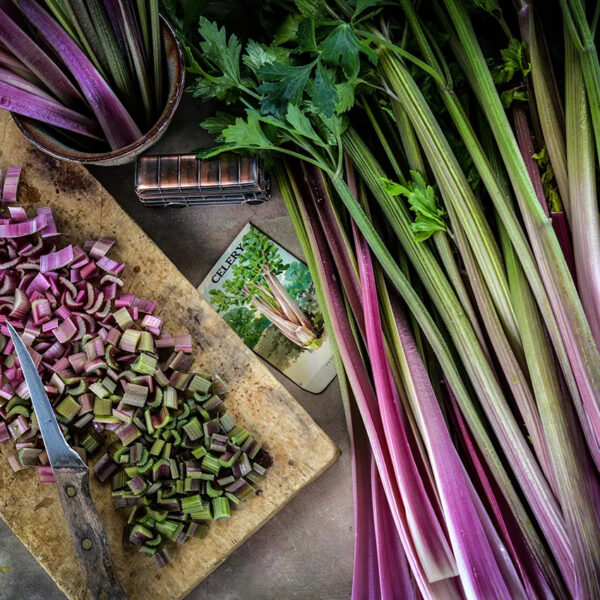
11, 16, 185, 164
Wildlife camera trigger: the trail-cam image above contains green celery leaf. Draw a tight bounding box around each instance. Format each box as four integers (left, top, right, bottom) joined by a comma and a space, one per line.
320, 24, 366, 78
197, 145, 243, 159
187, 77, 239, 103
294, 0, 325, 18
473, 0, 501, 12
250, 112, 295, 146
297, 18, 318, 52
258, 61, 316, 115
317, 112, 344, 145
492, 38, 531, 84
274, 14, 303, 45
382, 171, 446, 241
243, 41, 291, 73
221, 111, 275, 149
312, 63, 338, 117
380, 178, 407, 196
201, 112, 237, 136
532, 147, 563, 212
285, 104, 322, 143
198, 18, 242, 86
501, 87, 528, 108
335, 79, 358, 113
351, 0, 385, 19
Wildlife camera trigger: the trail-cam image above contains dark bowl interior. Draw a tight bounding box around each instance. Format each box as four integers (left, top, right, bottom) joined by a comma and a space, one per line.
11, 17, 185, 166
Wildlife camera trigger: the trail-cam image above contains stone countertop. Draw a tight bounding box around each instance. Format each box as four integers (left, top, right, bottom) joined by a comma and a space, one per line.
0, 94, 352, 600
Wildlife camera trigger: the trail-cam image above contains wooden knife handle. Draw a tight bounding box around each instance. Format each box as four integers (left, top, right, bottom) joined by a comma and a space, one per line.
53, 467, 128, 600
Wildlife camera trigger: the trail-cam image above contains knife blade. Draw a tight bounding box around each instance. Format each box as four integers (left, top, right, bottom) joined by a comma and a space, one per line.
8, 322, 128, 600
9, 323, 85, 470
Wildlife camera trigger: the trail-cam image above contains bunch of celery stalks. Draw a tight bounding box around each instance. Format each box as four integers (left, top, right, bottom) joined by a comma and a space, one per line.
169, 0, 600, 596
16, 0, 600, 596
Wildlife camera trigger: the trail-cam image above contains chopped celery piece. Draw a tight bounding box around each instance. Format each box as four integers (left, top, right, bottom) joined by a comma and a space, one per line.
183, 416, 203, 441
212, 497, 230, 520
132, 352, 158, 375
56, 395, 80, 421
94, 396, 112, 416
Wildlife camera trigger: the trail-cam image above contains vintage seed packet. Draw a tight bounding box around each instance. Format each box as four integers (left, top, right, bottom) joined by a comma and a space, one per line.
198, 223, 336, 393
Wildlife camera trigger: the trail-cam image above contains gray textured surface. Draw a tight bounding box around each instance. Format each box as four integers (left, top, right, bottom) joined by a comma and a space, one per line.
0, 94, 352, 600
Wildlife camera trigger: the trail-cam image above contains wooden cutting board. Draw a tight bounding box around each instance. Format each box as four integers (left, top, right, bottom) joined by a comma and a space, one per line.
0, 113, 339, 600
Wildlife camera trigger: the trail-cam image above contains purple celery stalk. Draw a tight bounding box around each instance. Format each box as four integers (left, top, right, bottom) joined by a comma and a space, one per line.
446, 386, 559, 599
113, 0, 152, 124
18, 0, 142, 150
512, 104, 577, 281
0, 49, 38, 82
295, 168, 463, 599
513, 105, 550, 217
451, 206, 558, 495
0, 67, 56, 102
0, 81, 103, 140
358, 220, 517, 596
0, 8, 83, 107
302, 159, 364, 338
565, 33, 600, 349
351, 397, 381, 600
282, 166, 379, 598
465, 477, 534, 598
550, 211, 576, 280
371, 458, 416, 600
518, 2, 569, 212
103, 0, 128, 57
351, 197, 458, 583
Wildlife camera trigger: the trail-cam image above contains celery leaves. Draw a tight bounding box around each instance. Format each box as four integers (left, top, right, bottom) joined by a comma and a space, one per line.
258, 61, 316, 115
493, 39, 531, 84
382, 172, 447, 241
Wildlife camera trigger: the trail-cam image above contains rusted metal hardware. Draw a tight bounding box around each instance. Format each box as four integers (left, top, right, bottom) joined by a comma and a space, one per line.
134, 153, 270, 207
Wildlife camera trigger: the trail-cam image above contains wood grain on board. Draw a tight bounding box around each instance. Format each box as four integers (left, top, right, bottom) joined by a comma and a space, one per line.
0, 113, 339, 600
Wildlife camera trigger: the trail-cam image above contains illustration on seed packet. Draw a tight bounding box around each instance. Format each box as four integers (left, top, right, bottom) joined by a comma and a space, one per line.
199, 223, 336, 393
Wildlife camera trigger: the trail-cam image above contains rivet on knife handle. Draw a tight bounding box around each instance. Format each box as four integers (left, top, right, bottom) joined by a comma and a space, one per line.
53, 467, 128, 600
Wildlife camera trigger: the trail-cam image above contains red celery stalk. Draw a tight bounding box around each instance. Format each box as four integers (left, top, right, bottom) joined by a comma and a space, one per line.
512, 105, 576, 281
371, 458, 416, 600
445, 385, 557, 599
305, 163, 364, 338
550, 211, 576, 280
0, 8, 83, 107
18, 0, 142, 149
0, 67, 55, 102
280, 166, 380, 598
512, 104, 550, 216
350, 398, 380, 600
347, 162, 456, 582
381, 269, 521, 596
565, 32, 600, 349
353, 213, 457, 583
295, 167, 463, 599
0, 81, 102, 140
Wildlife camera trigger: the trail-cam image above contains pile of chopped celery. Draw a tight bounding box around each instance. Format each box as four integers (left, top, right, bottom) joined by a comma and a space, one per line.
0, 168, 271, 566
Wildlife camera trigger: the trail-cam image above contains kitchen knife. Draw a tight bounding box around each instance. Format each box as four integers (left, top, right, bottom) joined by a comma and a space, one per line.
7, 322, 128, 600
